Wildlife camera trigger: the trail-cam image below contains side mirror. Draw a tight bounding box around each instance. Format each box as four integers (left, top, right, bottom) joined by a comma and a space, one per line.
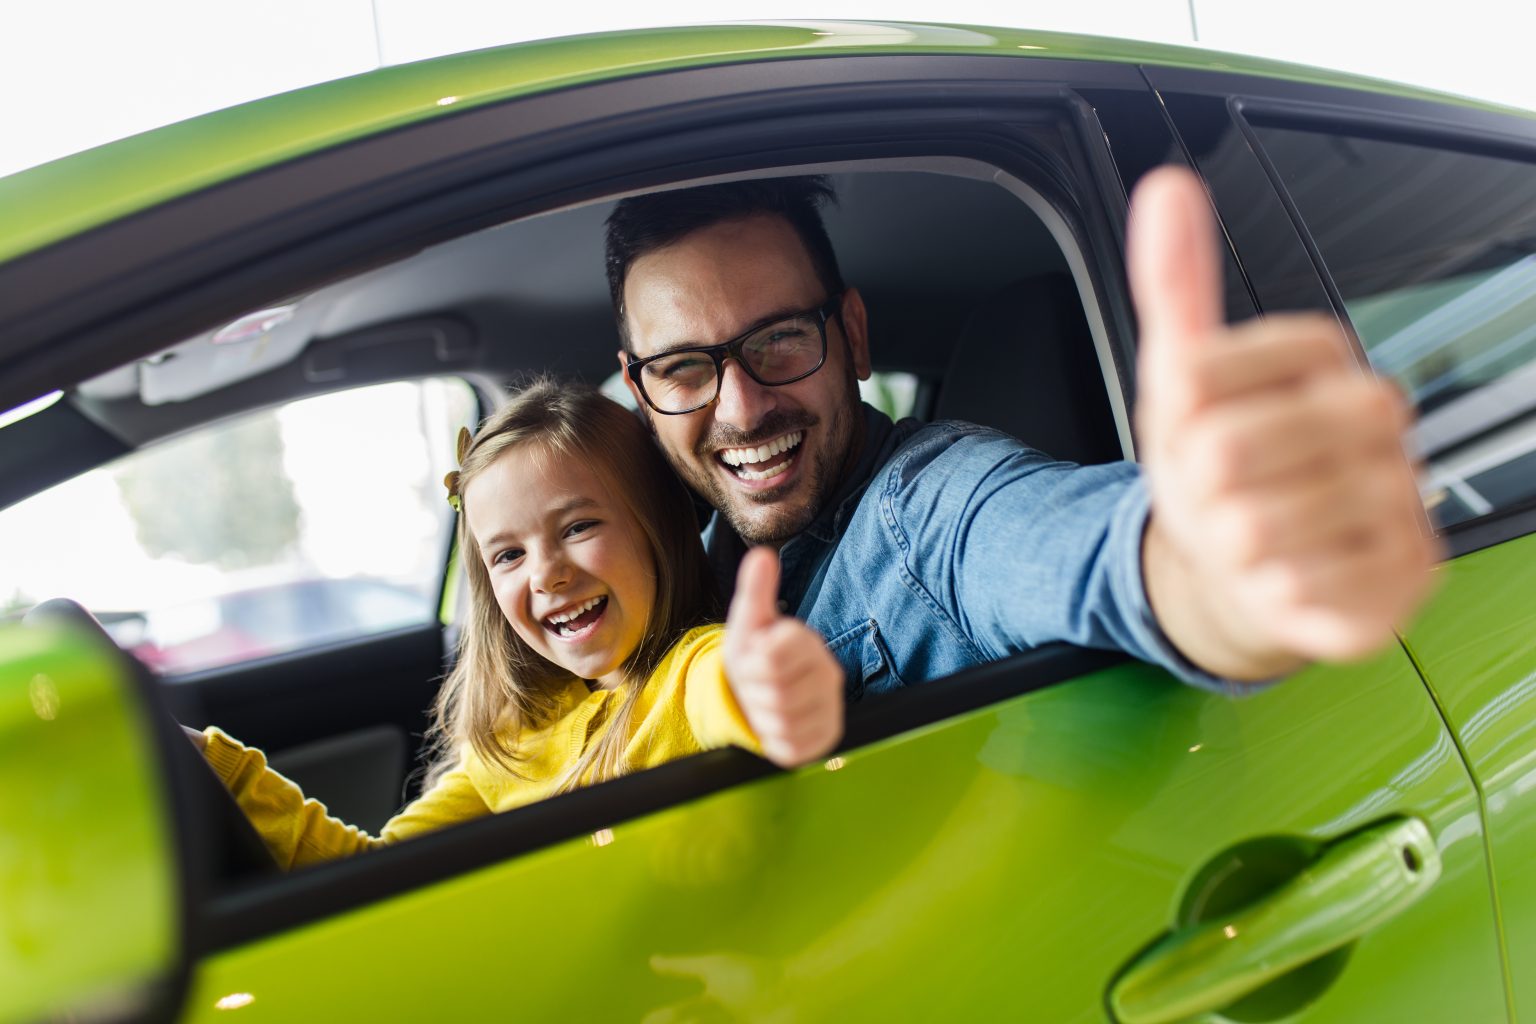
0, 617, 190, 1022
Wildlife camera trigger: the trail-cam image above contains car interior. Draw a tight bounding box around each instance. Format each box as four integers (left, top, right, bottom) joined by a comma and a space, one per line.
2, 160, 1137, 915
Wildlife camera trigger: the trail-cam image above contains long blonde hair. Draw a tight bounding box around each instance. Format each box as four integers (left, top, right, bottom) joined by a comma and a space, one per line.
426, 379, 719, 794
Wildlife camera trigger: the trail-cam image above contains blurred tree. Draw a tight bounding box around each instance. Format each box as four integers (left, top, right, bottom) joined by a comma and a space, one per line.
115, 410, 300, 569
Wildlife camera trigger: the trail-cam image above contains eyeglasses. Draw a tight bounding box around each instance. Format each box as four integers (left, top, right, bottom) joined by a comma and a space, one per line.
625, 294, 843, 415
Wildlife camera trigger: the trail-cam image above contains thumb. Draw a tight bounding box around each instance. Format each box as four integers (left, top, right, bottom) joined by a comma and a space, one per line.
1128, 166, 1223, 427
727, 546, 781, 637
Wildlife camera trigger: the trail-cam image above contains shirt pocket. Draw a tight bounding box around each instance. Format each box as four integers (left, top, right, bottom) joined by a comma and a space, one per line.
824, 619, 905, 702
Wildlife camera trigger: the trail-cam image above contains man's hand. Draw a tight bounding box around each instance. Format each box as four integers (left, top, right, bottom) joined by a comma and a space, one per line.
724, 547, 845, 767
1130, 166, 1440, 680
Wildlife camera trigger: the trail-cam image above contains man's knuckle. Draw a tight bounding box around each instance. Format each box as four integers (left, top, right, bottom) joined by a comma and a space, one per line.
1260, 561, 1308, 608
1222, 503, 1271, 564
1191, 429, 1243, 493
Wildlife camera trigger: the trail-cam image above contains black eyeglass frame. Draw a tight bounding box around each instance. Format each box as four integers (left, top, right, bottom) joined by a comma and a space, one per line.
624, 293, 845, 415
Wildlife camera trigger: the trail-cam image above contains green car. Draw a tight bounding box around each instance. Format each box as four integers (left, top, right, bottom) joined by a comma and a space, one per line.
4, 22, 1535, 1023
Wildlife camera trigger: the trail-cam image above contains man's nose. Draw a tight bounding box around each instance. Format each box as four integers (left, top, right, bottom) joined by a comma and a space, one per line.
713, 358, 776, 430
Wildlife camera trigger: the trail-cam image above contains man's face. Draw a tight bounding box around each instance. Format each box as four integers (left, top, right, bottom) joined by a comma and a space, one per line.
619, 215, 871, 546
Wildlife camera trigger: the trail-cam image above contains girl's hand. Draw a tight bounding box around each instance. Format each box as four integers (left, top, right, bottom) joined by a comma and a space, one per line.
724, 547, 845, 768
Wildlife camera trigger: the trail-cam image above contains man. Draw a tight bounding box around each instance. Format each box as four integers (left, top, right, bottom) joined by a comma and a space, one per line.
607, 169, 1436, 697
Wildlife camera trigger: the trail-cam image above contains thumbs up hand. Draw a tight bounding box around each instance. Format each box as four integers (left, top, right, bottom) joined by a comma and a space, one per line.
1130, 167, 1439, 678
724, 547, 845, 767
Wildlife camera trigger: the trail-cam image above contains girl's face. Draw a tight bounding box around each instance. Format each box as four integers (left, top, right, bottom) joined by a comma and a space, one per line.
464, 444, 657, 690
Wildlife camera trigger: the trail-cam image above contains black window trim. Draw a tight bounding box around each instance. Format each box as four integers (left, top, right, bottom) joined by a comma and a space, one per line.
1139, 70, 1267, 322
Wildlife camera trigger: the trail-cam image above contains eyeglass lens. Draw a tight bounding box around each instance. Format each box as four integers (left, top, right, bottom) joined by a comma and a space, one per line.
639, 312, 824, 412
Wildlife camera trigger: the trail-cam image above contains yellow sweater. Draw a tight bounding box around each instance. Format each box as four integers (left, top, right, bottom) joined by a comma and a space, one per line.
203, 624, 756, 869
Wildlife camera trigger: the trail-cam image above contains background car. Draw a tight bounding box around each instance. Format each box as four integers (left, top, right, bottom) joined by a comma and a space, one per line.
114, 577, 436, 675
2, 21, 1534, 1023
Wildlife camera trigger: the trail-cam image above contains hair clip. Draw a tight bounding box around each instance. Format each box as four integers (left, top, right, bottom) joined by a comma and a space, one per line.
444, 426, 474, 512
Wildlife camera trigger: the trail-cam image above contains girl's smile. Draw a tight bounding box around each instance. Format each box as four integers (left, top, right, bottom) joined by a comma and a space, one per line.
543, 594, 608, 639
463, 446, 656, 689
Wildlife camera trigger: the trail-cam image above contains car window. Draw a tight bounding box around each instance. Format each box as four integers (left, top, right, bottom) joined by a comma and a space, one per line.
0, 378, 477, 674
858, 371, 921, 421
1252, 123, 1536, 529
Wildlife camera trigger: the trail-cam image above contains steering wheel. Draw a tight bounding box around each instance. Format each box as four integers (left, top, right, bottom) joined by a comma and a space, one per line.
22, 598, 280, 882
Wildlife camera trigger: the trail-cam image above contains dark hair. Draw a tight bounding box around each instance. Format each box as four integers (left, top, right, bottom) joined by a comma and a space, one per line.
430, 378, 721, 791
604, 176, 844, 349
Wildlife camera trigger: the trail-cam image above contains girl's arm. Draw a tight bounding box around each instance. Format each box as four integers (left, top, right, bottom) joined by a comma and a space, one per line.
192, 727, 491, 870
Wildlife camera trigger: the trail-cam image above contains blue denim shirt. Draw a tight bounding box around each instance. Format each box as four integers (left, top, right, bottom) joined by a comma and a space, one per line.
704, 404, 1227, 699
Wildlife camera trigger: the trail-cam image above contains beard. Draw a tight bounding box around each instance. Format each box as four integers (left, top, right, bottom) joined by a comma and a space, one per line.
665, 374, 863, 547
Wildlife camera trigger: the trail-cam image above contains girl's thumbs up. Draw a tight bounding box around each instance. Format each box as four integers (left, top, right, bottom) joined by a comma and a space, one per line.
724, 546, 844, 768
726, 546, 781, 636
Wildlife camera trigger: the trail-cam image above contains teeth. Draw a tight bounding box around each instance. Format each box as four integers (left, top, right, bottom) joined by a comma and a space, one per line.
736, 455, 796, 481
547, 596, 602, 625
720, 431, 803, 467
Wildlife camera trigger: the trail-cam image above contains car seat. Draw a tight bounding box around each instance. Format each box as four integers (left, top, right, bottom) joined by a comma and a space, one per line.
934, 275, 1123, 466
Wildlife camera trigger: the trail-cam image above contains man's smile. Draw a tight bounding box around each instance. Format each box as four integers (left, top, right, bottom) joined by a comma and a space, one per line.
717, 430, 805, 484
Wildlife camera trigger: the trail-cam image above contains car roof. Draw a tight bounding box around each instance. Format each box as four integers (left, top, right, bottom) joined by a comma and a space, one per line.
4, 20, 1531, 267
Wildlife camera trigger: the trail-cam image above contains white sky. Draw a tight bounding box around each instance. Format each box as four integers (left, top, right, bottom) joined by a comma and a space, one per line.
3, 0, 1535, 179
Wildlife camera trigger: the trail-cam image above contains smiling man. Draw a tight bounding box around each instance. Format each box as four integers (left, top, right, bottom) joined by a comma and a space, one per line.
609, 172, 1437, 695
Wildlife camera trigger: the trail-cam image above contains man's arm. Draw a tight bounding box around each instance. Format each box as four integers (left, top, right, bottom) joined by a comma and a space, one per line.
1129, 168, 1438, 681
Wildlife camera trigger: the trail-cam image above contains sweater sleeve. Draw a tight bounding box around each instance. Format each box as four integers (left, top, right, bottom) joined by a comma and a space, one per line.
674, 626, 761, 754
201, 727, 492, 870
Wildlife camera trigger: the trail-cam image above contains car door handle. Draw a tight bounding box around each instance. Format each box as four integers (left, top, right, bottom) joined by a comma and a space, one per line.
1108, 817, 1441, 1024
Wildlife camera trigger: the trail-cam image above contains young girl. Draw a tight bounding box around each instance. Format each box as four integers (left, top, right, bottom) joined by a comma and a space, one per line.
189, 379, 844, 870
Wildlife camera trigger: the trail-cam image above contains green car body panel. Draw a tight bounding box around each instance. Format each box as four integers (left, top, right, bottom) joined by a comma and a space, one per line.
0, 625, 179, 1022
1404, 531, 1536, 1022
1, 21, 1532, 268
174, 654, 1502, 1022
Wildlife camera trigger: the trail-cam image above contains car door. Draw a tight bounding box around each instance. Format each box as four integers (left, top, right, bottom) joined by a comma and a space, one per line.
0, 36, 1511, 1022
1159, 81, 1536, 1022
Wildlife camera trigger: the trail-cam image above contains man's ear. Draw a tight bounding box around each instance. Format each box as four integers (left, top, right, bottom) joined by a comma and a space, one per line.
617, 349, 649, 415
840, 287, 872, 380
